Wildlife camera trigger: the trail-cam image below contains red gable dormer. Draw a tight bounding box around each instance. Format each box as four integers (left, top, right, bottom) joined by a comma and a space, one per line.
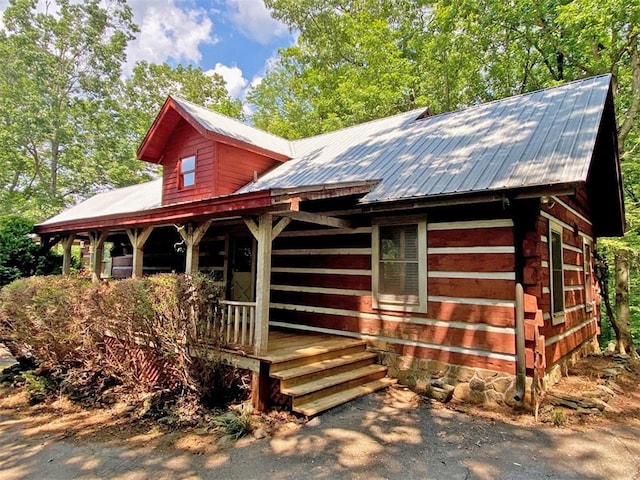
137, 96, 291, 206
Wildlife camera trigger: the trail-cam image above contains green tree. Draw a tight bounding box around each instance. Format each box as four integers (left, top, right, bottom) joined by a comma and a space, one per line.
122, 61, 244, 144
0, 215, 61, 287
0, 0, 140, 220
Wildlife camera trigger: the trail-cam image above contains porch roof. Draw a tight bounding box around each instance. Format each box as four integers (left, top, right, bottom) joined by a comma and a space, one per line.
36, 181, 375, 234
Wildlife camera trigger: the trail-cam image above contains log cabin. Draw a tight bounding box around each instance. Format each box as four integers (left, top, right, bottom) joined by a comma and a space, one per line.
36, 75, 624, 415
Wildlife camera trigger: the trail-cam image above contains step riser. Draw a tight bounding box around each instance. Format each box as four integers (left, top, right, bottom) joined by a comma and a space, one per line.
272, 351, 377, 381
270, 344, 366, 373
293, 369, 387, 406
293, 378, 397, 416
280, 357, 377, 389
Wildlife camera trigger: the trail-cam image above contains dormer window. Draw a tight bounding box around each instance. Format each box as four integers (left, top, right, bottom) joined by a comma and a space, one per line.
180, 155, 196, 188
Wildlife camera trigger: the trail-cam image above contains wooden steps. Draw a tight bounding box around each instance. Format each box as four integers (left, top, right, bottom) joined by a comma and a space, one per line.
266, 335, 394, 416
294, 377, 397, 417
272, 351, 378, 387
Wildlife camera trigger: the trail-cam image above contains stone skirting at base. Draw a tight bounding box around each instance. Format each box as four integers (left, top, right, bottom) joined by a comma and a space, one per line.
377, 351, 525, 406
377, 336, 601, 406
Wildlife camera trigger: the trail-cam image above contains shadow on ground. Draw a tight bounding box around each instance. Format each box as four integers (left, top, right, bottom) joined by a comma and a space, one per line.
1, 385, 639, 480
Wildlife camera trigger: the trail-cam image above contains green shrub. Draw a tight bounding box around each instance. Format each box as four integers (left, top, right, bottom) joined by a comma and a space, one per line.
0, 276, 94, 366
22, 371, 58, 405
213, 411, 253, 439
0, 274, 236, 407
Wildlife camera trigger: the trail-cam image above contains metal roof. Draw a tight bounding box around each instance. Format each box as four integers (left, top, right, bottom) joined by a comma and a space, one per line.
240, 75, 613, 203
172, 97, 293, 158
39, 179, 162, 226
39, 75, 617, 230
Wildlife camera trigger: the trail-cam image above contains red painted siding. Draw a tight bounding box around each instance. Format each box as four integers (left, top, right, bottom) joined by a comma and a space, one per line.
162, 119, 217, 205
217, 143, 280, 195
161, 120, 280, 205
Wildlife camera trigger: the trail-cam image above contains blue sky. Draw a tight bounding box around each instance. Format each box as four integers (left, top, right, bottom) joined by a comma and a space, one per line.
0, 0, 295, 101
124, 0, 295, 100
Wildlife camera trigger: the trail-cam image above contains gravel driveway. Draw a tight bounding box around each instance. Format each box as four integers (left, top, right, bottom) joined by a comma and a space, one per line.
1, 386, 639, 480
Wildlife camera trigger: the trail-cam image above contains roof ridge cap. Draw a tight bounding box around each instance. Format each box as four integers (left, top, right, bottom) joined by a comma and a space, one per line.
291, 107, 426, 145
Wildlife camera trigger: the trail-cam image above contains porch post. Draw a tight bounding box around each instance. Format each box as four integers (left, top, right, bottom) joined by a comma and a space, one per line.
125, 227, 154, 279
177, 220, 212, 274
61, 234, 75, 275
88, 231, 109, 282
254, 213, 273, 355
243, 214, 291, 355
243, 214, 291, 411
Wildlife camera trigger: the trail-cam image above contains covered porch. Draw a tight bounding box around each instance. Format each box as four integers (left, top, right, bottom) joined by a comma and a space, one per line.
37, 182, 394, 414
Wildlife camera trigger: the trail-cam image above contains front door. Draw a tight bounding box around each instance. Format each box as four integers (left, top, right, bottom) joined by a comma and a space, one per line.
229, 235, 256, 301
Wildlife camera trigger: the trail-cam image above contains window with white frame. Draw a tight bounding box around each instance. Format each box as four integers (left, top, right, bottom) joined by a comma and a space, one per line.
180, 155, 196, 188
583, 238, 594, 313
372, 217, 427, 312
549, 220, 565, 323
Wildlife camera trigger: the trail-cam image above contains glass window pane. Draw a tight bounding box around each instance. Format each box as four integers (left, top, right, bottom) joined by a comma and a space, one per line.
181, 156, 195, 173
380, 225, 418, 260
380, 228, 401, 260
550, 229, 564, 314
551, 231, 562, 267
183, 172, 195, 187
404, 228, 418, 260
380, 262, 403, 294
553, 270, 564, 314
380, 262, 419, 296
404, 262, 419, 295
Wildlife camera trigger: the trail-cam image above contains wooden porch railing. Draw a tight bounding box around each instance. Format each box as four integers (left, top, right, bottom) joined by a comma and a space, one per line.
219, 300, 256, 347
193, 300, 257, 350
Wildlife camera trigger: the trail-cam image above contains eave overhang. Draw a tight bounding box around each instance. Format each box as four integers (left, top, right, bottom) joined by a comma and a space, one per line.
35, 181, 377, 235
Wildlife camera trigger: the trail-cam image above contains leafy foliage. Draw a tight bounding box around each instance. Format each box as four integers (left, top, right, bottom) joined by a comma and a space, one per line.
0, 0, 140, 219
0, 274, 246, 406
0, 215, 61, 286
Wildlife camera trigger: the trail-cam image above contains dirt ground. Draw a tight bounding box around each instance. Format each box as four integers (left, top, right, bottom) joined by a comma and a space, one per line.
1, 353, 640, 479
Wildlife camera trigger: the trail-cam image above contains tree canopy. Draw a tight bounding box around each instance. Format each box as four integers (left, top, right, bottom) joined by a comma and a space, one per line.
0, 0, 243, 222
250, 0, 640, 351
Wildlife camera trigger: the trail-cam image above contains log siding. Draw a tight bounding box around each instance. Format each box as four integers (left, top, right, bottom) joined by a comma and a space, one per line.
269, 218, 517, 374
525, 193, 599, 368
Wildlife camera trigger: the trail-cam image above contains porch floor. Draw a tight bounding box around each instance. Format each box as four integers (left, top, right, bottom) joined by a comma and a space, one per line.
250, 329, 368, 363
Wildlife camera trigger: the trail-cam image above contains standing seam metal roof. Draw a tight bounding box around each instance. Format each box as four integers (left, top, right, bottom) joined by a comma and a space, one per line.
238, 74, 612, 203
38, 75, 613, 227
172, 97, 293, 158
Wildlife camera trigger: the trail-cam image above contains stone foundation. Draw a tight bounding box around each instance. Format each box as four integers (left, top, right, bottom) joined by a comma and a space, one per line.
378, 337, 600, 406
378, 351, 526, 406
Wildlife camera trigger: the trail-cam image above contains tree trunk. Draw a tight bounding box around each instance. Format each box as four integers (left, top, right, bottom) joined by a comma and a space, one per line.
614, 250, 637, 356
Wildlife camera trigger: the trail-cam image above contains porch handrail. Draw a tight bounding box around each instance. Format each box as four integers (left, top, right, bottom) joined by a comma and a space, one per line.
219, 300, 256, 348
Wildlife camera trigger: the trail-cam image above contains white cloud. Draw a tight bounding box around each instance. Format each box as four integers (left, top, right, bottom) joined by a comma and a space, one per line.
206, 63, 248, 99
225, 0, 288, 44
125, 0, 217, 72
249, 75, 263, 90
